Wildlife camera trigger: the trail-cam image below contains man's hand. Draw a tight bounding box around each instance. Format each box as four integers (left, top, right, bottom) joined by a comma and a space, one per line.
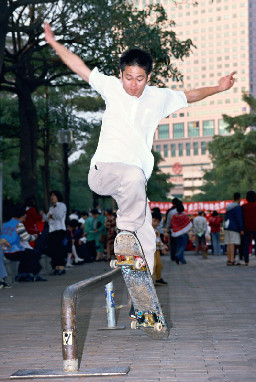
44, 22, 55, 45
185, 70, 236, 103
43, 21, 91, 83
0, 238, 11, 251
218, 71, 236, 92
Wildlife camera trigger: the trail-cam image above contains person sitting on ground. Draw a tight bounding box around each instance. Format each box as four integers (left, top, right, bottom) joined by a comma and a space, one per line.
69, 209, 79, 221
66, 220, 84, 267
0, 239, 12, 288
78, 211, 89, 229
91, 209, 106, 262
152, 211, 168, 286
0, 205, 47, 282
24, 195, 43, 235
105, 209, 117, 261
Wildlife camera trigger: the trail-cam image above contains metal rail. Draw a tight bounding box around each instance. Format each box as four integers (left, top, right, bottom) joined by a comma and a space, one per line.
10, 267, 130, 379
61, 267, 121, 372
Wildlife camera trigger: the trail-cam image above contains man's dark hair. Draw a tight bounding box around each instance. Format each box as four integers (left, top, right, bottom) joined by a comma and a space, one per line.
68, 219, 79, 228
176, 203, 184, 214
50, 190, 64, 202
152, 211, 161, 222
233, 192, 241, 201
246, 190, 256, 203
13, 205, 26, 218
212, 210, 218, 217
172, 197, 180, 206
91, 208, 99, 215
24, 195, 36, 207
119, 48, 153, 75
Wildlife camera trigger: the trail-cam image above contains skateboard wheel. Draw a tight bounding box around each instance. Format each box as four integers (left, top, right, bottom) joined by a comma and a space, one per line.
110, 260, 118, 269
134, 259, 144, 270
154, 322, 163, 332
131, 320, 137, 330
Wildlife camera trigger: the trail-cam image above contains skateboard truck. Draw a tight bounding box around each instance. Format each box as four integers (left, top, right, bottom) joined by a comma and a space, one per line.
110, 255, 146, 271
130, 310, 164, 332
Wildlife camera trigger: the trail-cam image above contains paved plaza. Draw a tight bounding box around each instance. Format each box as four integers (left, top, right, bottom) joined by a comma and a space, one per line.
1, 253, 256, 382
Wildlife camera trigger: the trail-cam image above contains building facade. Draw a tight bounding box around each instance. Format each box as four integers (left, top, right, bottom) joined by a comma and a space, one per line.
136, 0, 255, 198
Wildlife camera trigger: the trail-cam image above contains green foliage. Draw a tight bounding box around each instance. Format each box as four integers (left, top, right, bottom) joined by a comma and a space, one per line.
147, 151, 173, 201
194, 93, 256, 201
1, 0, 195, 206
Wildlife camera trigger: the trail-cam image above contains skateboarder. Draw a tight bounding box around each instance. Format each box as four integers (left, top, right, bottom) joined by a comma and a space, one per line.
44, 22, 236, 275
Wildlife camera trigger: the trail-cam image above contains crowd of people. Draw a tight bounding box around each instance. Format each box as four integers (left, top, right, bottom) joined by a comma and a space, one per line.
0, 189, 255, 289
163, 191, 256, 267
0, 191, 118, 287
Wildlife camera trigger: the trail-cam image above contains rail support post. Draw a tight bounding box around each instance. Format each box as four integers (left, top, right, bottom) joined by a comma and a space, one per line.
105, 281, 116, 328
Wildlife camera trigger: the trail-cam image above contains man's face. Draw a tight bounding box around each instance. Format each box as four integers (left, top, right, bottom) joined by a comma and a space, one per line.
120, 65, 151, 98
19, 214, 26, 222
152, 217, 160, 229
50, 193, 58, 204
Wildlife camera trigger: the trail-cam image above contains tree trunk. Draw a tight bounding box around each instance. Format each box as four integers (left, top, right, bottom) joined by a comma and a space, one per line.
17, 81, 38, 201
0, 1, 8, 75
40, 124, 50, 211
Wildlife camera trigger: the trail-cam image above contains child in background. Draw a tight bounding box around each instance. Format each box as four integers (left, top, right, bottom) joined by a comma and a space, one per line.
152, 211, 168, 286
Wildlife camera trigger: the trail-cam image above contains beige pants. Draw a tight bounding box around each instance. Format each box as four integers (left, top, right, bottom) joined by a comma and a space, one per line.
88, 162, 156, 273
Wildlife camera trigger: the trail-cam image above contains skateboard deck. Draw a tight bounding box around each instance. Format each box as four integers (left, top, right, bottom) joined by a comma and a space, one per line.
111, 230, 169, 340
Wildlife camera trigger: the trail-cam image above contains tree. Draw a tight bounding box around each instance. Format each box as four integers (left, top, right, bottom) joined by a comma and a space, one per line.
147, 151, 173, 201
1, 0, 194, 201
193, 93, 256, 201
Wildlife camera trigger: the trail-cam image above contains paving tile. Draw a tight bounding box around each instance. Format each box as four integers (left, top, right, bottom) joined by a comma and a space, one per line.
1, 255, 256, 381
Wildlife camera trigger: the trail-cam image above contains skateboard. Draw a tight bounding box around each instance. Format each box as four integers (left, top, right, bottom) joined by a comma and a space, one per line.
110, 230, 169, 340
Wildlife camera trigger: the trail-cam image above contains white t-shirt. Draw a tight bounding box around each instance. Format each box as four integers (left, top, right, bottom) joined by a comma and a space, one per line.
89, 67, 188, 180
43, 202, 67, 233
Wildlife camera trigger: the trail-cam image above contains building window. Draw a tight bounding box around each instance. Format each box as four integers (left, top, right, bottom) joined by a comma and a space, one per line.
178, 143, 183, 157
193, 142, 198, 155
203, 120, 214, 136
188, 121, 199, 137
201, 141, 207, 155
173, 123, 184, 138
158, 124, 169, 139
186, 142, 191, 156
219, 119, 229, 135
163, 144, 168, 158
171, 144, 176, 157
156, 145, 161, 153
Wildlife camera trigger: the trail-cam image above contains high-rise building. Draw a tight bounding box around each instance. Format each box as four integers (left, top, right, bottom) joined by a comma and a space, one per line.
136, 0, 254, 199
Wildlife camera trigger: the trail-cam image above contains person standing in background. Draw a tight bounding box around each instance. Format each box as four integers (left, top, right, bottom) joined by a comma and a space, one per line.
224, 192, 244, 266
41, 191, 67, 275
209, 210, 223, 256
193, 210, 208, 259
242, 190, 256, 266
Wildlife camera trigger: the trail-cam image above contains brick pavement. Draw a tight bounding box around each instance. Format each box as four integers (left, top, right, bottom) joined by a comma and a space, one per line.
1, 254, 256, 382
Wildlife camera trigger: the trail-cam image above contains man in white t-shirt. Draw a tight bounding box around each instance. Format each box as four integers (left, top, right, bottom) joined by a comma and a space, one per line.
44, 22, 236, 274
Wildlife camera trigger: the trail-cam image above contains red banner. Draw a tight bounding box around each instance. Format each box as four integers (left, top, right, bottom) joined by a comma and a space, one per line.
149, 199, 246, 215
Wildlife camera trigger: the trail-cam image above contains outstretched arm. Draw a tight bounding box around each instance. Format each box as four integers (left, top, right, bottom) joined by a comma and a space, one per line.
184, 71, 236, 103
44, 22, 91, 83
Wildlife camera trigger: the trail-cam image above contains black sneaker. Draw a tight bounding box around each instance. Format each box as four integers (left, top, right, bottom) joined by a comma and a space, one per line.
129, 304, 136, 320
1, 280, 12, 288
15, 273, 34, 282
155, 278, 168, 286
34, 275, 48, 282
